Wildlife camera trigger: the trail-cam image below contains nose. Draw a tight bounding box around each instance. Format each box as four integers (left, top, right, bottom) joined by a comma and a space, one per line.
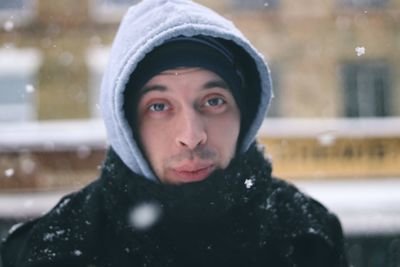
175, 109, 207, 150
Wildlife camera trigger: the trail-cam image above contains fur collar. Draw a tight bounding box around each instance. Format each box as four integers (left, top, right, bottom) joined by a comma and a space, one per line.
3, 144, 346, 267
100, 143, 272, 225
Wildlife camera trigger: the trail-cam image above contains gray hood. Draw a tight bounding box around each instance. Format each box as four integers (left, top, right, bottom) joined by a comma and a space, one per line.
100, 0, 273, 182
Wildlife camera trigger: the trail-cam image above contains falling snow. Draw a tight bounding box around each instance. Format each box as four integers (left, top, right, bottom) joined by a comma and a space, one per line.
308, 227, 317, 234
4, 168, 15, 177
3, 20, 14, 32
26, 84, 35, 93
355, 46, 366, 56
43, 232, 56, 242
129, 202, 161, 230
43, 229, 66, 242
317, 133, 336, 146
42, 248, 56, 258
73, 250, 82, 256
244, 179, 255, 189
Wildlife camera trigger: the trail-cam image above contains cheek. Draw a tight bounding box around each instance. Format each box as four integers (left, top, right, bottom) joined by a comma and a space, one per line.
139, 122, 168, 169
140, 120, 186, 181
211, 118, 239, 140
207, 114, 240, 166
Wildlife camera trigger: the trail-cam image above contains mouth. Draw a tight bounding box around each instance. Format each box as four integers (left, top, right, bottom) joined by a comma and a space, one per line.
172, 164, 215, 183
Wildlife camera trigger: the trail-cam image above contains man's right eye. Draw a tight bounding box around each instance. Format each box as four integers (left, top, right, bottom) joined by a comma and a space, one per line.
148, 103, 169, 112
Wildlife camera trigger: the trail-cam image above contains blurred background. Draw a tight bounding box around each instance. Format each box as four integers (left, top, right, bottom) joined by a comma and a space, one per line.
0, 0, 400, 266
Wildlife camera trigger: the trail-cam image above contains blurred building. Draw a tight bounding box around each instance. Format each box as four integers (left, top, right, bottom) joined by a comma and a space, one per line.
1, 0, 400, 121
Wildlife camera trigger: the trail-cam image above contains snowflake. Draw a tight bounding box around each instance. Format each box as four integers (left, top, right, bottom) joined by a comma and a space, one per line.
3, 20, 14, 32
73, 250, 82, 256
129, 202, 162, 230
317, 132, 336, 146
244, 179, 255, 189
355, 46, 366, 56
4, 168, 15, 177
25, 84, 35, 93
43, 233, 56, 242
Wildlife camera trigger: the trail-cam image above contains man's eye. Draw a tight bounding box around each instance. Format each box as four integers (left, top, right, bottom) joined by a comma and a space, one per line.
205, 97, 225, 107
149, 103, 168, 112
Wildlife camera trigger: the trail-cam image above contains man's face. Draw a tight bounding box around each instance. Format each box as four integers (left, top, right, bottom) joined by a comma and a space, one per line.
137, 67, 240, 184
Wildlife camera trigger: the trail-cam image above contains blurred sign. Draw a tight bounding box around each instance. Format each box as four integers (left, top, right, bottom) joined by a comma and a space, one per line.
259, 136, 400, 179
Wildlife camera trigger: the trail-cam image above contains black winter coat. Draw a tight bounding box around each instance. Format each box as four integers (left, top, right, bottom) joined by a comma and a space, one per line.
1, 145, 348, 267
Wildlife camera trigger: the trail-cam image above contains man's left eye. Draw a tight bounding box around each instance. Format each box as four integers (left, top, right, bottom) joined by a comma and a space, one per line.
149, 103, 169, 112
205, 97, 225, 107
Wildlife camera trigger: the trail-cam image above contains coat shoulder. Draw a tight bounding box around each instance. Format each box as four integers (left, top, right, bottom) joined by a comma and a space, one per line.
260, 176, 348, 266
1, 179, 105, 267
267, 177, 333, 216
265, 176, 343, 239
1, 218, 38, 267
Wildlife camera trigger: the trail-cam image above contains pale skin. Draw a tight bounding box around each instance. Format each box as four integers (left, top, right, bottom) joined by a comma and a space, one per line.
137, 67, 241, 184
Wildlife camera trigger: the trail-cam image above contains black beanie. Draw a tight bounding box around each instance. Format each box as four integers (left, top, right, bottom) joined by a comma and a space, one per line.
124, 35, 256, 148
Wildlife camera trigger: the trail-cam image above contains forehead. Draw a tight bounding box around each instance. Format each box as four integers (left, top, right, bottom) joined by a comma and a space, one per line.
147, 67, 221, 83
159, 67, 204, 76
139, 67, 230, 95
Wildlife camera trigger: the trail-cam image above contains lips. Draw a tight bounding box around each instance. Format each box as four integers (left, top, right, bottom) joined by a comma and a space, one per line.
172, 163, 215, 183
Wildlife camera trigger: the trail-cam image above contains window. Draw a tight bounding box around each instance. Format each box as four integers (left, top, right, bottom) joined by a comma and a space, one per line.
0, 0, 36, 26
0, 48, 42, 122
86, 46, 110, 117
341, 61, 391, 117
339, 0, 387, 8
0, 0, 24, 10
89, 0, 140, 23
231, 0, 279, 10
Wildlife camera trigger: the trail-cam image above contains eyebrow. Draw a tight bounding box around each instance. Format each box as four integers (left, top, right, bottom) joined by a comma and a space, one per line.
140, 85, 167, 96
203, 79, 229, 90
140, 79, 230, 96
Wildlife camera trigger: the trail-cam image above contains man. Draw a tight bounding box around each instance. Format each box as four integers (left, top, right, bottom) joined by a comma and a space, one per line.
1, 0, 348, 266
